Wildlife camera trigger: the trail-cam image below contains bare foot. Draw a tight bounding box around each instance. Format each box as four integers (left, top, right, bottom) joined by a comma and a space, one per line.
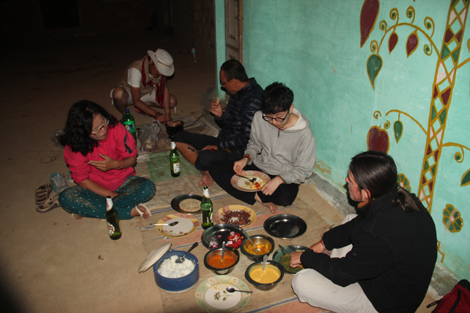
71, 213, 83, 219
199, 171, 214, 187
254, 194, 278, 213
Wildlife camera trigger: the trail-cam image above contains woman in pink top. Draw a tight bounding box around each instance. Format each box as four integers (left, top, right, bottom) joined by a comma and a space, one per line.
58, 100, 156, 219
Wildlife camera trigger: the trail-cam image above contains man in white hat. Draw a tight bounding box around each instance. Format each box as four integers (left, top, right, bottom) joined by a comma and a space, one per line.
111, 48, 177, 122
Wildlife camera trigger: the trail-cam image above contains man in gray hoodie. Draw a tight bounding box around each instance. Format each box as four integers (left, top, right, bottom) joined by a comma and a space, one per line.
209, 82, 316, 212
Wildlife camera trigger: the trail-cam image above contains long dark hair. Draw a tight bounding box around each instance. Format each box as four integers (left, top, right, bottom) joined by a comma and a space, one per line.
349, 151, 423, 213
60, 100, 119, 156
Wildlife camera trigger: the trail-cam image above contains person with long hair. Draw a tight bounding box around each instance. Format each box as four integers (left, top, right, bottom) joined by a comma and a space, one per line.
290, 151, 437, 313
58, 100, 156, 219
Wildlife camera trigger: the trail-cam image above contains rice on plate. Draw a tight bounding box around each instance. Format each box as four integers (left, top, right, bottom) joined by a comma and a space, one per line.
158, 255, 196, 278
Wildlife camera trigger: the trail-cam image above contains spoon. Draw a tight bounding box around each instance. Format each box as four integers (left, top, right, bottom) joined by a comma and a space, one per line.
221, 241, 226, 262
242, 230, 262, 255
262, 255, 268, 272
226, 287, 253, 294
175, 242, 198, 263
279, 244, 289, 255
150, 221, 179, 227
236, 174, 257, 183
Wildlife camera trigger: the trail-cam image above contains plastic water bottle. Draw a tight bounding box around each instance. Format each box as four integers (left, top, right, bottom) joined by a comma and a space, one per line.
122, 109, 136, 142
201, 186, 213, 229
105, 196, 121, 240
169, 141, 181, 177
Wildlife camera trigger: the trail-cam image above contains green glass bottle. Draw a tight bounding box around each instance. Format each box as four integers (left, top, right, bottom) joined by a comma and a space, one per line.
105, 196, 121, 240
122, 108, 136, 142
169, 141, 181, 177
201, 186, 213, 229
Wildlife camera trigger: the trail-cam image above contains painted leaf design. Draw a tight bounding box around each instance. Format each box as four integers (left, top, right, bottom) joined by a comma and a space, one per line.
389, 32, 398, 53
461, 169, 470, 186
367, 54, 383, 89
406, 31, 419, 57
360, 0, 380, 48
394, 120, 403, 143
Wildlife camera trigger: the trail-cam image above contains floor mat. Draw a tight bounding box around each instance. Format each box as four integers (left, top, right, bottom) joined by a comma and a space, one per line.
135, 193, 334, 313
147, 151, 201, 182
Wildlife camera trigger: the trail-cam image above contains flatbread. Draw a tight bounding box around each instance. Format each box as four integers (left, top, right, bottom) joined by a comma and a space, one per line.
179, 199, 201, 212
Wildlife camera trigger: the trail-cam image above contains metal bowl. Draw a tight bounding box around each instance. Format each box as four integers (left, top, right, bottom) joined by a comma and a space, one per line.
245, 260, 284, 291
204, 247, 240, 275
272, 245, 309, 274
240, 235, 274, 262
201, 224, 244, 250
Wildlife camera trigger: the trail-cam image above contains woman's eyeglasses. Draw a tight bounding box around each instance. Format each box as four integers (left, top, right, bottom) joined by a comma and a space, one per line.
90, 119, 109, 136
262, 111, 290, 123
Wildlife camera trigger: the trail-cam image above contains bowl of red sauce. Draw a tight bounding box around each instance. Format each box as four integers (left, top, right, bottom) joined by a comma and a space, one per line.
204, 247, 240, 275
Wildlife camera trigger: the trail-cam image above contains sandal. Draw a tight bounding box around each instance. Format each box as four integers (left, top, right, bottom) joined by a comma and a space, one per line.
135, 204, 152, 219
35, 183, 53, 205
36, 193, 60, 213
50, 172, 69, 193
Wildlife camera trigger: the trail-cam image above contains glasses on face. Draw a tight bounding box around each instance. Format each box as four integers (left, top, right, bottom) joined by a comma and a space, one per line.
220, 78, 232, 87
90, 118, 109, 136
262, 111, 290, 123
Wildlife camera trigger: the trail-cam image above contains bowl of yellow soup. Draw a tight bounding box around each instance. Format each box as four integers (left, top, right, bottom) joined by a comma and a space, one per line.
204, 247, 240, 275
245, 260, 284, 291
240, 235, 274, 262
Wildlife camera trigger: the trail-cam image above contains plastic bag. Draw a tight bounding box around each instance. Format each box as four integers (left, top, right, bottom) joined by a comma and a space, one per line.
139, 121, 161, 152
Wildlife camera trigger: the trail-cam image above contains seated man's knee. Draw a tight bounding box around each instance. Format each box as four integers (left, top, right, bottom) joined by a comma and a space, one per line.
170, 94, 177, 108
173, 131, 189, 143
195, 151, 214, 171
292, 269, 335, 303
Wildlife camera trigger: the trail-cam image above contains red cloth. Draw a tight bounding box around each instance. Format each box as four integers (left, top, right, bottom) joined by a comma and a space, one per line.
140, 57, 167, 104
64, 123, 137, 191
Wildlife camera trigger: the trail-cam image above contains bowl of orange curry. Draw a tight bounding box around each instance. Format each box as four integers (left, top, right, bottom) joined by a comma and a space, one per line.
204, 247, 240, 275
240, 235, 274, 262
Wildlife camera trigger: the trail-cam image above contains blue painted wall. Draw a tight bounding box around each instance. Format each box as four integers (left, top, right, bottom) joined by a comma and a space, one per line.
216, 0, 470, 280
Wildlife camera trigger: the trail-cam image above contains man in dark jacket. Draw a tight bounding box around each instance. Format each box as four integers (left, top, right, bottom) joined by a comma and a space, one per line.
173, 59, 263, 186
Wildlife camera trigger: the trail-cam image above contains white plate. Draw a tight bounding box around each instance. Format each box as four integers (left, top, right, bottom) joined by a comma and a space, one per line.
195, 276, 251, 312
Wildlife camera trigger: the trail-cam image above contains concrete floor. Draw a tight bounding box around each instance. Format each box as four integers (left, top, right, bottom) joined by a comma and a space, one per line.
0, 32, 437, 312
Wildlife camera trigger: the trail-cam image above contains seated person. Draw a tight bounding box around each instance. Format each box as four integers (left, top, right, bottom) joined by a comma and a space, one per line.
58, 100, 156, 219
209, 82, 316, 213
111, 48, 177, 123
290, 151, 437, 313
173, 59, 263, 186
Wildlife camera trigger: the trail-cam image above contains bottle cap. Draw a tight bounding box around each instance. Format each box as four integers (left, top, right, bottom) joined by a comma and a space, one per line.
171, 141, 176, 149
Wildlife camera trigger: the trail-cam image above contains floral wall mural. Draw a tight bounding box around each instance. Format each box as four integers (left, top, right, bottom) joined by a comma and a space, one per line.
362, 0, 469, 265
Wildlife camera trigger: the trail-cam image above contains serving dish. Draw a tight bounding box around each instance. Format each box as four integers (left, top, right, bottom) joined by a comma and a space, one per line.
201, 224, 244, 250
212, 205, 256, 228
272, 245, 309, 274
263, 214, 307, 238
171, 194, 203, 214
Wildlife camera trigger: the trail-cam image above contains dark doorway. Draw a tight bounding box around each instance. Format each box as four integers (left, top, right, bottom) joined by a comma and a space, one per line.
39, 0, 80, 29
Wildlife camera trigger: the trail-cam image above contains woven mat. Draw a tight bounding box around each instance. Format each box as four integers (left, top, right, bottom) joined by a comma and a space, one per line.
147, 151, 201, 182
135, 195, 333, 313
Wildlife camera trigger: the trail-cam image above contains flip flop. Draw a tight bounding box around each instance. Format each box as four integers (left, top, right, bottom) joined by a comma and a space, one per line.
35, 183, 53, 205
135, 204, 152, 219
50, 172, 69, 193
36, 193, 60, 213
